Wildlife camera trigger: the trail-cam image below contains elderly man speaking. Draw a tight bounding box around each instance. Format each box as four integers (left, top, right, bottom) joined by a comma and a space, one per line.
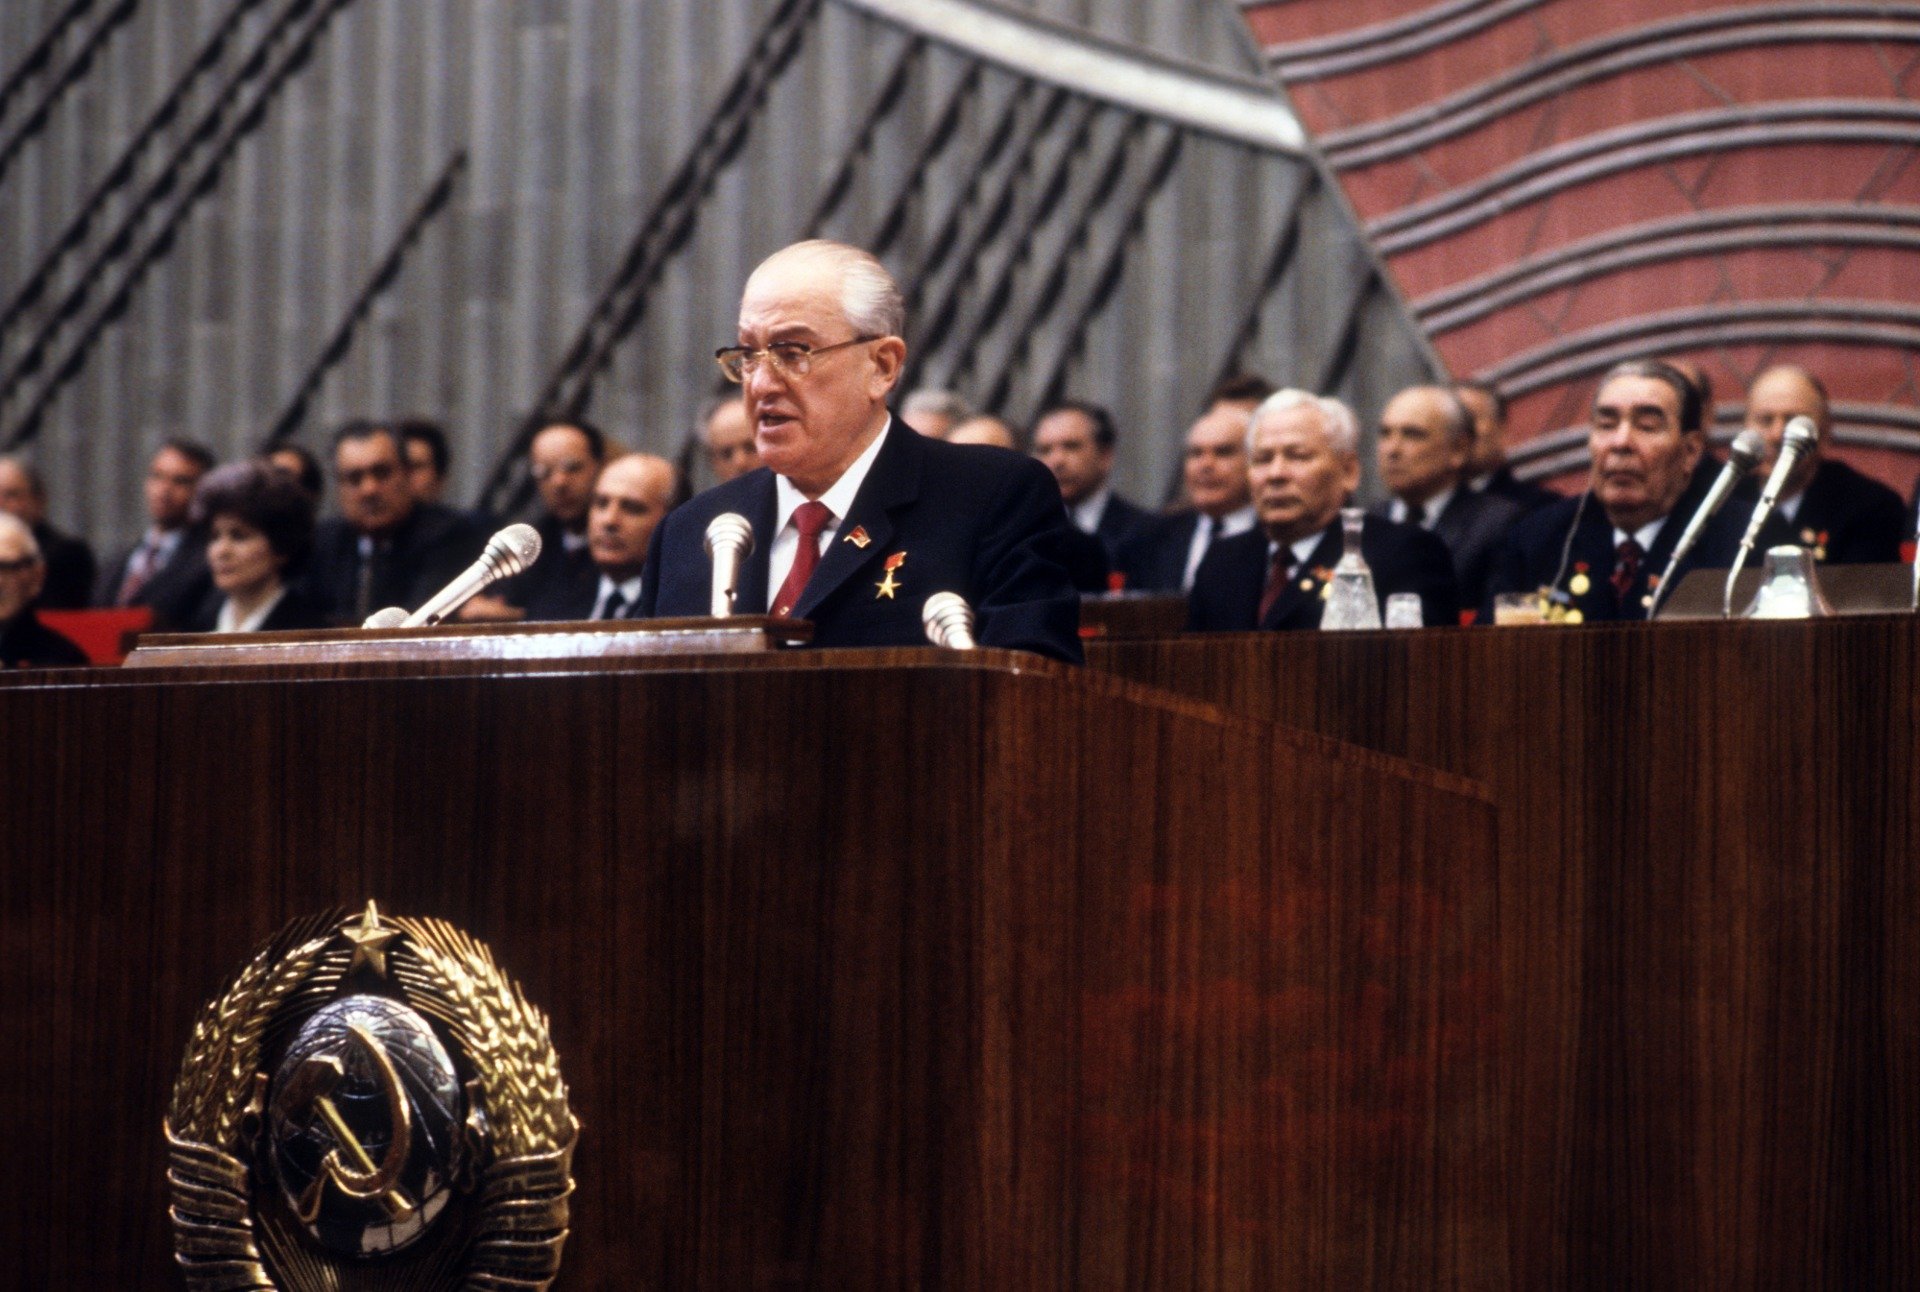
637, 240, 1081, 660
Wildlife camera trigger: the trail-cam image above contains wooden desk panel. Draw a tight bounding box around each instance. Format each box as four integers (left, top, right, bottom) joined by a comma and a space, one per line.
1090, 620, 1920, 1288
0, 652, 1500, 1288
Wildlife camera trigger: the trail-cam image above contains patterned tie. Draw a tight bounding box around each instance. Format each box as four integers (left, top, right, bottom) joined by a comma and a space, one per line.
772, 501, 833, 618
1257, 547, 1291, 624
116, 536, 161, 605
1612, 537, 1643, 609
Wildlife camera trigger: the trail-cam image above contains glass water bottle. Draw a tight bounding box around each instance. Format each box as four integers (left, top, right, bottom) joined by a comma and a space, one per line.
1320, 507, 1382, 630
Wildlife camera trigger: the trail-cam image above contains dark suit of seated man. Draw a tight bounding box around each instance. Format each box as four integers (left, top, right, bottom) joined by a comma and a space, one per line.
1735, 364, 1908, 565
305, 421, 486, 625
526, 453, 678, 621
1487, 359, 1778, 622
1368, 384, 1522, 615
638, 240, 1081, 662
1188, 389, 1459, 631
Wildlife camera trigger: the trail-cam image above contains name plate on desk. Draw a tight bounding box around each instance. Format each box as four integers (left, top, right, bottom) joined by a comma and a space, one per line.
124, 616, 812, 669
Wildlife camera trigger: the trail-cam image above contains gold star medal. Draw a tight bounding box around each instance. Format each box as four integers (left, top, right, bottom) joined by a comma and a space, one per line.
876, 550, 906, 600
845, 525, 872, 549
341, 900, 400, 978
1569, 572, 1590, 596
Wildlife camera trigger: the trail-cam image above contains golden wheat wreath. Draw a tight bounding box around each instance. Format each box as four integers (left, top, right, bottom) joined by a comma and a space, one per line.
165, 905, 577, 1291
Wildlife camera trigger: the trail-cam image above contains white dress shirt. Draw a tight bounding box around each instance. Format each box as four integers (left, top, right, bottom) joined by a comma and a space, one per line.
1182, 504, 1256, 590
768, 416, 894, 602
1389, 485, 1455, 530
590, 572, 645, 620
1070, 488, 1113, 535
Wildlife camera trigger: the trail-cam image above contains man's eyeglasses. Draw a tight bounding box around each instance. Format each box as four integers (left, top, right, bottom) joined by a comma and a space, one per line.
714, 336, 873, 384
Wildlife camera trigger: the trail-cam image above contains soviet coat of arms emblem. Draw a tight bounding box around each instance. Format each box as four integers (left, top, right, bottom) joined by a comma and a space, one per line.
165, 903, 578, 1289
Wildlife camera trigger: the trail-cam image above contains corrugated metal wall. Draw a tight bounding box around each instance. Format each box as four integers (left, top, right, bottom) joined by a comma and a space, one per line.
0, 0, 1434, 552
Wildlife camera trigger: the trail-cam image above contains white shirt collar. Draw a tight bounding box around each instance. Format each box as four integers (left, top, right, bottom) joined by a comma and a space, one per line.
1391, 484, 1454, 528
216, 586, 287, 634
1267, 531, 1326, 569
1070, 486, 1112, 534
773, 415, 893, 539
593, 572, 645, 618
1612, 517, 1665, 551
1212, 504, 1256, 536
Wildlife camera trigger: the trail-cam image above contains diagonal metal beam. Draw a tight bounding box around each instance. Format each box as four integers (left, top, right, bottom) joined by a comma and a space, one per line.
0, 0, 140, 189
264, 150, 468, 447
803, 34, 927, 235
0, 0, 95, 129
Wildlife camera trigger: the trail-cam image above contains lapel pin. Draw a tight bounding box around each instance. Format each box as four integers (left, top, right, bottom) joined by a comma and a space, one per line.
875, 550, 906, 600
845, 525, 872, 549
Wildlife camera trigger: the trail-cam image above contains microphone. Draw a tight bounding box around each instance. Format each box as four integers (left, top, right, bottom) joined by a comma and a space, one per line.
704, 513, 754, 617
922, 592, 977, 650
401, 523, 543, 627
361, 606, 409, 629
1725, 417, 1817, 616
1647, 429, 1764, 619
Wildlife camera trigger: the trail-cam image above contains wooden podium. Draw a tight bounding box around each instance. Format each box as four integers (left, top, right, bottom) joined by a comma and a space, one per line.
0, 624, 1500, 1287
1091, 617, 1920, 1288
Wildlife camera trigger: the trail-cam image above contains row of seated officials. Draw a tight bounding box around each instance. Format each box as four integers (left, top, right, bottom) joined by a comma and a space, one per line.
1, 354, 1914, 668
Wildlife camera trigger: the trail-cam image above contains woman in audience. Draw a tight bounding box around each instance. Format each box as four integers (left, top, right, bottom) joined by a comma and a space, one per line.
190, 460, 327, 632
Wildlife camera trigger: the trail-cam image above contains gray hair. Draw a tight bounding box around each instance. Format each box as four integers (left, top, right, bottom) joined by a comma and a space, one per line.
903, 388, 973, 422
1248, 388, 1360, 457
748, 239, 906, 339
0, 510, 39, 560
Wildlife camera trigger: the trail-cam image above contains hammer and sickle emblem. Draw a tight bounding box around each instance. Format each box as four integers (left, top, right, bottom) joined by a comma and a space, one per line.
288, 1023, 417, 1224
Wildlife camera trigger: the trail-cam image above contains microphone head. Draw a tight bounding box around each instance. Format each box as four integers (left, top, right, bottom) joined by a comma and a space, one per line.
483, 523, 542, 579
704, 512, 755, 558
1783, 416, 1819, 453
922, 591, 976, 649
1726, 428, 1766, 472
362, 606, 410, 629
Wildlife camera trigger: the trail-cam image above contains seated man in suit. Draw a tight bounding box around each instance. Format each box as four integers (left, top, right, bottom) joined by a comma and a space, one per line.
1738, 364, 1906, 564
95, 438, 216, 631
1032, 400, 1151, 562
1116, 375, 1267, 593
1456, 380, 1555, 513
637, 239, 1081, 661
1488, 359, 1773, 622
1188, 389, 1459, 631
1370, 384, 1521, 614
0, 513, 87, 668
307, 420, 485, 623
527, 453, 677, 621
0, 455, 94, 610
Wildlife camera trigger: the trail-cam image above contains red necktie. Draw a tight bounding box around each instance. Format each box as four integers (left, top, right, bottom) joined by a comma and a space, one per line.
772, 501, 833, 618
1611, 538, 1643, 607
1257, 547, 1291, 623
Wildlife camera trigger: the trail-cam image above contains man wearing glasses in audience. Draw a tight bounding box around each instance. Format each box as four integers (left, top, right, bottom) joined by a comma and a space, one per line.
637, 239, 1081, 660
307, 420, 484, 624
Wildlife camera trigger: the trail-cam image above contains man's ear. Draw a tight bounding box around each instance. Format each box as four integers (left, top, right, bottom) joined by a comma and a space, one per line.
869, 337, 907, 400
1679, 429, 1705, 474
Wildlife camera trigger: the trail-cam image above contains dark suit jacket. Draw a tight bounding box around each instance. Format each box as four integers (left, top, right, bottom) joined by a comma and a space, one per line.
637, 424, 1083, 661
1089, 492, 1153, 561
523, 563, 634, 622
0, 611, 88, 668
304, 502, 486, 624
1187, 514, 1460, 632
31, 521, 95, 610
499, 511, 595, 609
189, 585, 332, 634
95, 528, 213, 631
1475, 465, 1557, 513
1486, 472, 1784, 622
1371, 489, 1523, 616
1732, 458, 1907, 565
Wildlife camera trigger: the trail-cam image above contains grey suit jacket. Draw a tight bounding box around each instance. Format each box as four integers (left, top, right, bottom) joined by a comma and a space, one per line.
1371, 488, 1522, 616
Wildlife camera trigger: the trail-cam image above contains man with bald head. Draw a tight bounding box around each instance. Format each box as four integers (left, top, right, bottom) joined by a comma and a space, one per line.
1117, 374, 1268, 593
637, 240, 1080, 659
1739, 364, 1905, 564
1371, 384, 1520, 611
1187, 389, 1458, 631
526, 454, 678, 621
0, 512, 87, 668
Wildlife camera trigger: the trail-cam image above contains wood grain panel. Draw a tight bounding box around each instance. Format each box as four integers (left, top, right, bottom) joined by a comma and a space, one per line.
0, 651, 1500, 1287
1090, 618, 1920, 1287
